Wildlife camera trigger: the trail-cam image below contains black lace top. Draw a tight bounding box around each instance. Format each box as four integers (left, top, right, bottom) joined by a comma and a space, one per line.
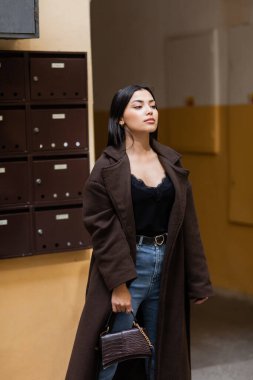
131, 174, 175, 236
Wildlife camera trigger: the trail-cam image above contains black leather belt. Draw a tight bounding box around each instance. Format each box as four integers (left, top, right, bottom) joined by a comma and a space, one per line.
136, 233, 168, 246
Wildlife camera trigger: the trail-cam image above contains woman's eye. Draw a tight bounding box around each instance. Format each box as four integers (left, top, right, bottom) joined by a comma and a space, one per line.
133, 106, 142, 109
151, 105, 157, 109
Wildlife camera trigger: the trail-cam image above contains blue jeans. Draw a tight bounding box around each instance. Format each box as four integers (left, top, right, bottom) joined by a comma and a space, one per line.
98, 241, 166, 380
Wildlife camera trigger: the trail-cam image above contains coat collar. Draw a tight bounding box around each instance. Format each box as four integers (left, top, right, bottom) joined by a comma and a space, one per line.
103, 139, 182, 166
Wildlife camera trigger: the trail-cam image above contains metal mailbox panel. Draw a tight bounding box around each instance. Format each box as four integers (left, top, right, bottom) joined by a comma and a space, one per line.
32, 157, 89, 203
0, 212, 31, 258
34, 206, 91, 252
30, 56, 87, 100
30, 107, 88, 152
0, 108, 27, 153
0, 161, 29, 205
0, 56, 26, 100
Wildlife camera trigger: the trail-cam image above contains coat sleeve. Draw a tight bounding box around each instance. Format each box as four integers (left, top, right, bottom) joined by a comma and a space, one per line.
183, 182, 214, 300
83, 179, 137, 291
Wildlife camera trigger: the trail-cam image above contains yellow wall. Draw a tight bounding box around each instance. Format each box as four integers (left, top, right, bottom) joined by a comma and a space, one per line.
159, 106, 253, 295
0, 1, 93, 379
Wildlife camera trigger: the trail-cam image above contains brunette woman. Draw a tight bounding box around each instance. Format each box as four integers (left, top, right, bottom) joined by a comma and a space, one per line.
66, 84, 213, 380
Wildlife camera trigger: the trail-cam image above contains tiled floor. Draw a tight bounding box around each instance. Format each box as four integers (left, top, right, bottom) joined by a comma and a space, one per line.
191, 293, 253, 380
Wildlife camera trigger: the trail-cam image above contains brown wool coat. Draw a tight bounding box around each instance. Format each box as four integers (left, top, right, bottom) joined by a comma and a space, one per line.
65, 140, 214, 380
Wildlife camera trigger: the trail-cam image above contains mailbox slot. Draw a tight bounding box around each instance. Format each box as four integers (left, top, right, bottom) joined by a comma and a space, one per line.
30, 54, 87, 100
0, 160, 29, 206
0, 107, 27, 153
32, 157, 89, 203
34, 206, 91, 252
0, 211, 31, 258
30, 105, 88, 152
0, 55, 26, 100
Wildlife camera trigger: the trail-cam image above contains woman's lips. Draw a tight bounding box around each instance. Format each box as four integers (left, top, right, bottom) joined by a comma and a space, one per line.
144, 118, 155, 123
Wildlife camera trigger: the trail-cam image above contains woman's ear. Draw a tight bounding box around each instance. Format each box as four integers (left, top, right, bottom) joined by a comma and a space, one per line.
119, 119, 125, 127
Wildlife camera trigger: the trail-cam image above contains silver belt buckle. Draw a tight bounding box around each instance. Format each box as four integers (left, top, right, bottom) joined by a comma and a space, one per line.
154, 234, 165, 246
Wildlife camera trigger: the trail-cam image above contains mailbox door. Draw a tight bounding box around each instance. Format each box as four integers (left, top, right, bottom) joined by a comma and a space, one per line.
0, 211, 31, 258
34, 206, 91, 252
32, 157, 89, 203
0, 161, 29, 206
30, 56, 87, 100
0, 108, 27, 153
30, 106, 88, 152
0, 56, 26, 101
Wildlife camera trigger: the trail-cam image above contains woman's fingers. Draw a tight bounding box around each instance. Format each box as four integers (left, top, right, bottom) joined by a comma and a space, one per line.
111, 283, 132, 313
112, 301, 132, 313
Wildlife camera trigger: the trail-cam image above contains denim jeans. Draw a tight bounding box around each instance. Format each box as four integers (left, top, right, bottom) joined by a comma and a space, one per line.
98, 240, 166, 380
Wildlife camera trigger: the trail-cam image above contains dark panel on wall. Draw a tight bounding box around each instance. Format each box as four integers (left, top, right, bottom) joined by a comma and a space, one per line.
0, 0, 39, 39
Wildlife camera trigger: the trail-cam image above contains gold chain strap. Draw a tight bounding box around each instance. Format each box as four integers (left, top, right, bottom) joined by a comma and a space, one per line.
133, 321, 153, 349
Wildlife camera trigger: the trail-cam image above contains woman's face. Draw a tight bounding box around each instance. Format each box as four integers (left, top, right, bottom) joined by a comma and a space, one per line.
120, 89, 158, 134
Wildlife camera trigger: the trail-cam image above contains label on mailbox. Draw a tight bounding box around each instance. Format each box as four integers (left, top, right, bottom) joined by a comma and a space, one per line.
56, 214, 69, 221
52, 113, 66, 119
51, 63, 65, 69
0, 115, 3, 121
0, 168, 6, 174
54, 164, 67, 170
0, 220, 8, 226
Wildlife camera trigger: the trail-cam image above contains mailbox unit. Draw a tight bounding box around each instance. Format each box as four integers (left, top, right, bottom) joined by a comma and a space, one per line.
0, 51, 91, 258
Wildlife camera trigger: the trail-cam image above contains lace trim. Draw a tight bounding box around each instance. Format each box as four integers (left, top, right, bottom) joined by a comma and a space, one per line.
131, 174, 167, 189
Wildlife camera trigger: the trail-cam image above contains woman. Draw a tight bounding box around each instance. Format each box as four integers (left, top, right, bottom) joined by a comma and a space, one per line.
66, 84, 213, 380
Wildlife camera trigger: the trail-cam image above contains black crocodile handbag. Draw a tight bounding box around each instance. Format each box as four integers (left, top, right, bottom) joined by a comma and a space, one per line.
100, 311, 153, 369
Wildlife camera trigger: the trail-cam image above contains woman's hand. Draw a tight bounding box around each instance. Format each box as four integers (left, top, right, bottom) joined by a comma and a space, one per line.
193, 297, 209, 305
111, 283, 132, 313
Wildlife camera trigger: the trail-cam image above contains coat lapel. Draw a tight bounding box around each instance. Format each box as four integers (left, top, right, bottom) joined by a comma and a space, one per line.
102, 153, 137, 256
152, 140, 189, 247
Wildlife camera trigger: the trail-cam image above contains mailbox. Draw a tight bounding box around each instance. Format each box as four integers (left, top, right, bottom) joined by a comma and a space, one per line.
0, 50, 89, 258
32, 157, 89, 203
0, 160, 29, 206
34, 206, 91, 252
0, 211, 31, 258
0, 54, 26, 101
30, 106, 88, 153
0, 107, 27, 153
30, 55, 87, 100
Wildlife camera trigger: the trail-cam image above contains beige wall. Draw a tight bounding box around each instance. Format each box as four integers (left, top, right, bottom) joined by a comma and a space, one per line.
0, 1, 93, 379
91, 0, 253, 296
